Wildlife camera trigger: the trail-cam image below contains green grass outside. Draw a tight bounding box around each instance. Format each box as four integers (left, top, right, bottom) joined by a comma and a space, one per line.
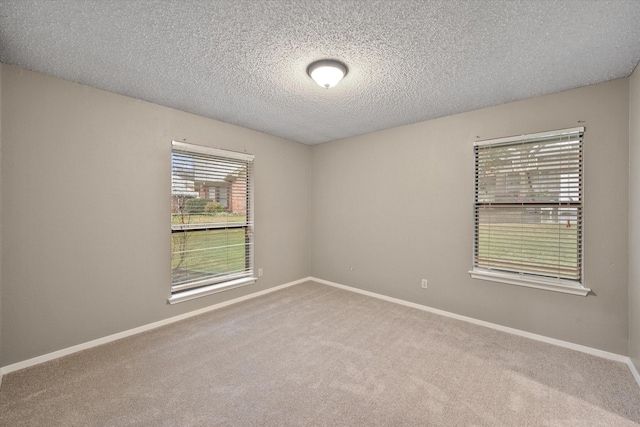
172, 228, 247, 285
477, 222, 579, 277
171, 214, 247, 225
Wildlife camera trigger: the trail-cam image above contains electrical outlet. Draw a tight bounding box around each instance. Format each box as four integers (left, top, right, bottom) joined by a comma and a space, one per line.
258, 268, 263, 277
421, 279, 428, 289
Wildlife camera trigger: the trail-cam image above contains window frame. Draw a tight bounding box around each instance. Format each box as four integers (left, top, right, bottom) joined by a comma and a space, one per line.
169, 141, 255, 304
468, 127, 590, 296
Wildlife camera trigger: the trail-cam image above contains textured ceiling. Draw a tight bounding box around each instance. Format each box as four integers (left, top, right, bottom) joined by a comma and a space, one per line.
1, 1, 640, 145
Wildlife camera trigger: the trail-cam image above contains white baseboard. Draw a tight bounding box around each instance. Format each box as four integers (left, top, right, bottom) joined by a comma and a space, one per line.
629, 358, 640, 388
311, 276, 639, 388
0, 277, 312, 376
3, 275, 639, 391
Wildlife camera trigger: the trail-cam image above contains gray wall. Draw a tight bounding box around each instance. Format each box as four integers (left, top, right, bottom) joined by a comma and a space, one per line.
1, 63, 635, 368
0, 65, 311, 366
0, 63, 3, 371
311, 78, 630, 355
630, 64, 640, 371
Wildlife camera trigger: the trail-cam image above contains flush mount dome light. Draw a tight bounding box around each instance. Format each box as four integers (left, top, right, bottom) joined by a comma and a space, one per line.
307, 59, 348, 89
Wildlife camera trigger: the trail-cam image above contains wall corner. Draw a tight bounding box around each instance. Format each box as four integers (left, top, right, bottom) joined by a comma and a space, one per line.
629, 59, 640, 374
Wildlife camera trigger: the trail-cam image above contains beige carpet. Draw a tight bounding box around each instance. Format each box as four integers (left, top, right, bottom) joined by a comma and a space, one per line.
1, 281, 639, 426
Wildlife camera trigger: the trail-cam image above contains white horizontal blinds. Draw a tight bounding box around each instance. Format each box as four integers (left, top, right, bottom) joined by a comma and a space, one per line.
171, 141, 254, 293
474, 128, 583, 281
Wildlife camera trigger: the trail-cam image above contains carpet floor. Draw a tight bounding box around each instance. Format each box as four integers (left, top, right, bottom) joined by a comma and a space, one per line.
1, 281, 639, 426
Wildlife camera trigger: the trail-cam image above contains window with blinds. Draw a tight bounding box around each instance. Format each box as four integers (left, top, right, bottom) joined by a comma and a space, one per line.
471, 127, 589, 295
170, 141, 255, 303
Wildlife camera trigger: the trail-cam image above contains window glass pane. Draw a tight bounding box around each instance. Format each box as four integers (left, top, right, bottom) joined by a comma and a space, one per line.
473, 128, 583, 283
475, 206, 581, 280
171, 142, 254, 295
171, 228, 249, 289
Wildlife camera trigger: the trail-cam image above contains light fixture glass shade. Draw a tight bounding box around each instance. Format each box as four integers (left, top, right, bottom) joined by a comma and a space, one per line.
307, 60, 348, 88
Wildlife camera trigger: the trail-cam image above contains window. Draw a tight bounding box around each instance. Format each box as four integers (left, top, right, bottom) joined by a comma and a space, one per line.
170, 141, 255, 303
469, 127, 590, 296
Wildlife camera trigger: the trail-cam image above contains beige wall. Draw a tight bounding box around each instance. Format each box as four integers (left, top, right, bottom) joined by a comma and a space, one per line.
0, 65, 311, 366
311, 78, 630, 354
630, 64, 640, 371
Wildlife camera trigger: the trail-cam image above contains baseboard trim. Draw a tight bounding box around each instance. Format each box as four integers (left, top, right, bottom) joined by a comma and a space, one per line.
3, 276, 639, 390
629, 359, 640, 389
311, 277, 631, 366
0, 277, 311, 376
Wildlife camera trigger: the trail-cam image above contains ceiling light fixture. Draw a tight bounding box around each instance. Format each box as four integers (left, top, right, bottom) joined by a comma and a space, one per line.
307, 59, 348, 89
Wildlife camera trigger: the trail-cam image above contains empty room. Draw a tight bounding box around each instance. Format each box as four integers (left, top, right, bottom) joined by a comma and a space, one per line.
1, 0, 640, 425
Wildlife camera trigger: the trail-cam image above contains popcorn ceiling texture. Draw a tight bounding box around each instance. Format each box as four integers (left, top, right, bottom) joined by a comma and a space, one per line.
1, 0, 639, 145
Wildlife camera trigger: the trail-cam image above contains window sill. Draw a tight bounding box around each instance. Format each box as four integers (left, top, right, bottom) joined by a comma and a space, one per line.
168, 277, 256, 304
469, 269, 590, 296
